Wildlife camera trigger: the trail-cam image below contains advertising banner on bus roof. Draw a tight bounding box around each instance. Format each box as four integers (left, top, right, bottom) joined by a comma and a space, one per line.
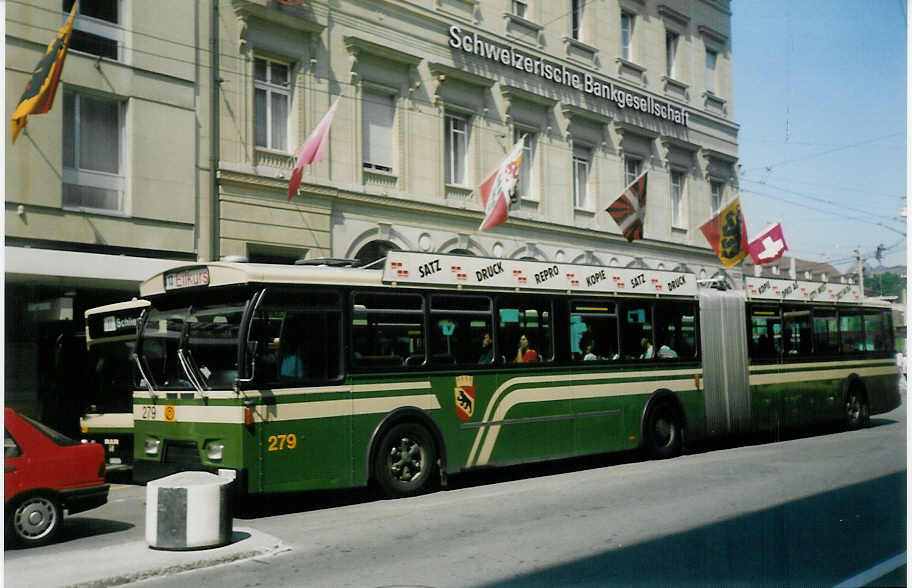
382, 251, 697, 297
745, 276, 862, 303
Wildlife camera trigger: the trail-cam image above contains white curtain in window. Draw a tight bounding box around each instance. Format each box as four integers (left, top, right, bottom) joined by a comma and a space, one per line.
80, 95, 119, 174
270, 92, 288, 151
363, 92, 394, 169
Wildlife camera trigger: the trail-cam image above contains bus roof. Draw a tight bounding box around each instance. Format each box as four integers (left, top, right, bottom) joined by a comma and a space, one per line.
84, 298, 150, 318
137, 252, 873, 307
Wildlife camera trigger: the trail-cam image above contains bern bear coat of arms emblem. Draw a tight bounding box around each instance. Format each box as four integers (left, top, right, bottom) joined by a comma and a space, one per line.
454, 375, 475, 420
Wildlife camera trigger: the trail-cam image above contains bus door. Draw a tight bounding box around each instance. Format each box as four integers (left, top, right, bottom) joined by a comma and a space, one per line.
699, 289, 751, 435
246, 290, 349, 492
83, 299, 150, 463
490, 295, 572, 463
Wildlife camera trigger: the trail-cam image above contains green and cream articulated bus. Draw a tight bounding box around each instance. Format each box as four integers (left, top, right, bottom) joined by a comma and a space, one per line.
130, 252, 900, 496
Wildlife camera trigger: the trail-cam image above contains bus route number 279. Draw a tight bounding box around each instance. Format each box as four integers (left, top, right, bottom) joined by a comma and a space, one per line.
268, 434, 298, 452
142, 406, 156, 420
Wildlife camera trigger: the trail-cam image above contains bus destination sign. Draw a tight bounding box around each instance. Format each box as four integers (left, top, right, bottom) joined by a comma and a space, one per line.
383, 251, 697, 297
164, 267, 210, 291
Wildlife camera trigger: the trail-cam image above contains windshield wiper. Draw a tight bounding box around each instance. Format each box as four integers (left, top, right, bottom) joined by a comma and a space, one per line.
177, 348, 207, 399
133, 353, 158, 398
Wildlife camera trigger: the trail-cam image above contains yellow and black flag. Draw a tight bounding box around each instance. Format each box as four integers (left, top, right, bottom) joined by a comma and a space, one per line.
10, 2, 78, 143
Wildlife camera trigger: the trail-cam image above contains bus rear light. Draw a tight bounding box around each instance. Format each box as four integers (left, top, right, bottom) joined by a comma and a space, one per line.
244, 407, 254, 427
144, 438, 161, 456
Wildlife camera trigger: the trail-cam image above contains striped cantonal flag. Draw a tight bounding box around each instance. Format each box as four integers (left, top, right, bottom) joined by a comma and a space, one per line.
607, 171, 647, 242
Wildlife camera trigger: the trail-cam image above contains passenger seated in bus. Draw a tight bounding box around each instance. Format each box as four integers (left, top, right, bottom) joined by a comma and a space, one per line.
583, 342, 598, 361
478, 333, 493, 364
640, 337, 654, 359
657, 343, 678, 359
279, 336, 305, 380
514, 334, 538, 363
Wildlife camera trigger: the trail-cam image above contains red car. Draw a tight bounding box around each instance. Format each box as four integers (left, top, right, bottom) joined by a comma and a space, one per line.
5, 408, 109, 547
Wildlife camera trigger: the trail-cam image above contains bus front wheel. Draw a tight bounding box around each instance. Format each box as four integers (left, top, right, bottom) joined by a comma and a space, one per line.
374, 422, 437, 498
645, 402, 683, 460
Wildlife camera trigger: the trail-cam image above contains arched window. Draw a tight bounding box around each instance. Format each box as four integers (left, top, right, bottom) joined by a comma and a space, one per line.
355, 240, 399, 266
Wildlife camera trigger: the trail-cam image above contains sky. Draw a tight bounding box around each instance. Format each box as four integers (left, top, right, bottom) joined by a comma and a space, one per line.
730, 0, 907, 273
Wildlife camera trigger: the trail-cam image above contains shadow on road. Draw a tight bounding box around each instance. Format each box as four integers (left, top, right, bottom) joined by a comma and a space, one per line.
5, 518, 135, 551
479, 471, 906, 587
233, 418, 902, 520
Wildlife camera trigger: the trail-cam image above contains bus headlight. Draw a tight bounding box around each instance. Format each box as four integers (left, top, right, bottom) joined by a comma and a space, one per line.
206, 442, 224, 462
144, 438, 161, 456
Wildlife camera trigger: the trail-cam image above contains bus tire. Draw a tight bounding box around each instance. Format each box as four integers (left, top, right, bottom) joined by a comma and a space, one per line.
845, 384, 870, 430
645, 402, 683, 460
373, 422, 437, 498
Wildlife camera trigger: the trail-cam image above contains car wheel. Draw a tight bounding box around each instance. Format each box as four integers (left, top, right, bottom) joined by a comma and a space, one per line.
373, 422, 437, 498
9, 493, 63, 547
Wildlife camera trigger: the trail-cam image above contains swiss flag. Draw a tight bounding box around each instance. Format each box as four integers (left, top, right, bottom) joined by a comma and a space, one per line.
478, 137, 525, 231
747, 222, 789, 265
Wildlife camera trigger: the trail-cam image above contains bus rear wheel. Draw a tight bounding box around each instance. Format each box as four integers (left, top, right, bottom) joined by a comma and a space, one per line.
845, 386, 870, 430
374, 422, 437, 498
645, 402, 683, 460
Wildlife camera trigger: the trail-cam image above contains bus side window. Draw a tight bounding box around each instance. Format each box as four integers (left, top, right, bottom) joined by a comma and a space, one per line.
497, 295, 553, 364
748, 305, 780, 360
783, 306, 812, 357
430, 295, 493, 366
812, 307, 839, 355
620, 302, 654, 360
352, 292, 425, 369
570, 300, 618, 362
839, 309, 863, 353
653, 300, 697, 360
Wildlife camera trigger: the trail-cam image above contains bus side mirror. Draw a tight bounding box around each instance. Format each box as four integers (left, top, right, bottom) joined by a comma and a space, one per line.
235, 341, 258, 390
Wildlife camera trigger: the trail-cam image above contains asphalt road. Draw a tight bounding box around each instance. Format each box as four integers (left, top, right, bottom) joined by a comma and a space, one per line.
5, 383, 906, 587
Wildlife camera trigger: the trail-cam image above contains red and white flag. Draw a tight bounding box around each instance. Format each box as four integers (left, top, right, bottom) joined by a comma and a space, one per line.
478, 137, 525, 231
747, 221, 789, 265
607, 171, 647, 242
288, 97, 340, 200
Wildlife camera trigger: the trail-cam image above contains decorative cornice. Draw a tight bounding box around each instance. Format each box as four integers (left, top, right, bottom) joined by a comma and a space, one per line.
428, 62, 495, 88
562, 104, 612, 126
500, 84, 557, 108
231, 0, 324, 35
698, 25, 728, 45
657, 4, 690, 27
343, 36, 422, 66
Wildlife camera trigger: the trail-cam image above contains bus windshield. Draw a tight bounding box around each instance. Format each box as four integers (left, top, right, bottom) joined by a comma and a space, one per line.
138, 295, 250, 391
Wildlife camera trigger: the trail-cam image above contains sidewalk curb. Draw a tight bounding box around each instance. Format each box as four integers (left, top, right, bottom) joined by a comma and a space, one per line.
60, 528, 292, 588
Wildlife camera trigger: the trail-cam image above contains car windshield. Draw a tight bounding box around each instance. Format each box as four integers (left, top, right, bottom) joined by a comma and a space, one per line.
19, 414, 78, 446
138, 293, 251, 391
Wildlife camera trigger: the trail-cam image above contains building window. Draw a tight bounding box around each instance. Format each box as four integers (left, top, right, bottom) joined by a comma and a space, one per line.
62, 91, 124, 212
362, 91, 394, 173
670, 170, 685, 228
445, 113, 468, 185
254, 57, 290, 152
666, 31, 678, 78
710, 180, 724, 215
620, 12, 634, 61
64, 0, 122, 61
624, 157, 642, 187
512, 0, 527, 18
705, 49, 718, 93
570, 0, 584, 41
515, 130, 536, 200
573, 146, 591, 209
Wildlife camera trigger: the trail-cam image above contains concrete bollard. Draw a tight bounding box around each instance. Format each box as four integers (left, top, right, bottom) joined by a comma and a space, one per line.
146, 470, 235, 550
